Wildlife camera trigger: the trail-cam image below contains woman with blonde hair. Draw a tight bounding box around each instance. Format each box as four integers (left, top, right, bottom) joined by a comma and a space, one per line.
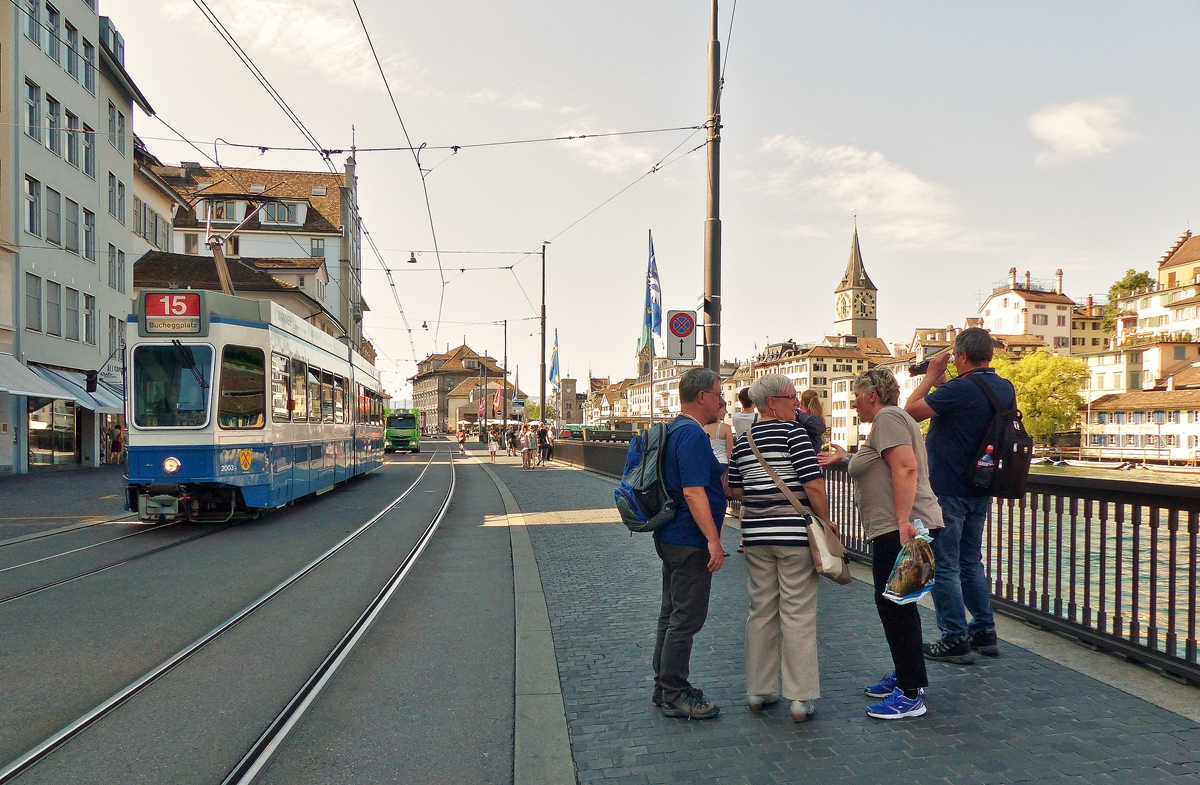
796, 389, 826, 453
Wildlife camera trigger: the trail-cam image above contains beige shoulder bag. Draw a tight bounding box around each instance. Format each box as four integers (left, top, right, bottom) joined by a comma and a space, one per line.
747, 429, 851, 585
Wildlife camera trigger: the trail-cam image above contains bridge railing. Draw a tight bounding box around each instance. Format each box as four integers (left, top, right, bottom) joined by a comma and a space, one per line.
824, 464, 1200, 685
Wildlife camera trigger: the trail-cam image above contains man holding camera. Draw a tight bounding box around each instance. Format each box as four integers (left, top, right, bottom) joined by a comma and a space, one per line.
905, 328, 1013, 663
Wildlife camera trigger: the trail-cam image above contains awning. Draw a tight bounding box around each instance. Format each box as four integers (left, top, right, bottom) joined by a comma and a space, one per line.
0, 353, 73, 399
28, 365, 124, 413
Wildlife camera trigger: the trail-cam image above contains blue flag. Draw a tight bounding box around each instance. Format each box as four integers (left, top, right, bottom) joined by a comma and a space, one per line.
549, 330, 561, 390
640, 231, 662, 352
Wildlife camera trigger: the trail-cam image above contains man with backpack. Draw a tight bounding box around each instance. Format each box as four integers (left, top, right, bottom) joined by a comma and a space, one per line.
648, 367, 728, 720
905, 328, 1014, 664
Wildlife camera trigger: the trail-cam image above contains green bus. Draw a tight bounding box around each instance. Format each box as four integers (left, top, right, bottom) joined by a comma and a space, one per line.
385, 408, 421, 453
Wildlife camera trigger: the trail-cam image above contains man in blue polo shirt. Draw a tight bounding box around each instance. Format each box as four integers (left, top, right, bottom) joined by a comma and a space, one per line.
906, 327, 1014, 664
651, 367, 727, 720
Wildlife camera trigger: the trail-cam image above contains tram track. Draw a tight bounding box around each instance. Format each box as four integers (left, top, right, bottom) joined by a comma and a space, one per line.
0, 449, 451, 784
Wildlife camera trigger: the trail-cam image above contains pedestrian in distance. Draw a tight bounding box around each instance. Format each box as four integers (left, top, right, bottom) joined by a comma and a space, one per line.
522, 425, 537, 469
488, 429, 499, 463
457, 428, 468, 455
536, 425, 549, 467
730, 387, 758, 549
505, 426, 516, 457
905, 327, 1011, 663
797, 389, 827, 454
702, 399, 734, 470
821, 368, 944, 720
651, 367, 728, 721
108, 423, 124, 465
725, 374, 828, 723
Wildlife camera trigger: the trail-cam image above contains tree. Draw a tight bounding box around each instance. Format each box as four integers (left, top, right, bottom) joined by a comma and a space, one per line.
523, 401, 557, 422
992, 351, 1089, 443
1103, 268, 1154, 331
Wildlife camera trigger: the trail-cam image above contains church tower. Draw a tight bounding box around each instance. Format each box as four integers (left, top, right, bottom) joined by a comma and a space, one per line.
833, 227, 878, 338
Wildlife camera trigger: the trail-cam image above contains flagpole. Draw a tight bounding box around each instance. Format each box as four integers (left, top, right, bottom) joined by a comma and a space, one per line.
540, 242, 548, 425
502, 319, 509, 429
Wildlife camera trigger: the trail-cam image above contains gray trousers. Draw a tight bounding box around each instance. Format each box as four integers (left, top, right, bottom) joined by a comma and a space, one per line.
652, 540, 713, 704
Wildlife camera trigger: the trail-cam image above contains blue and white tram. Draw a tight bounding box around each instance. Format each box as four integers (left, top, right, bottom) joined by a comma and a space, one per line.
125, 289, 387, 522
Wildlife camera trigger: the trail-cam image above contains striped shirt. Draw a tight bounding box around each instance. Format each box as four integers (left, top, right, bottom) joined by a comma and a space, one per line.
727, 419, 823, 547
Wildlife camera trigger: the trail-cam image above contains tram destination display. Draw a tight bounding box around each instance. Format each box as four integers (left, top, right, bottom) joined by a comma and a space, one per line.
144, 292, 202, 334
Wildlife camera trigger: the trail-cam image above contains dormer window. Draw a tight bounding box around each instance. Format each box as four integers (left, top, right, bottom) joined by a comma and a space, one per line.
249, 184, 266, 193
311, 186, 327, 196
207, 200, 237, 221
263, 203, 297, 223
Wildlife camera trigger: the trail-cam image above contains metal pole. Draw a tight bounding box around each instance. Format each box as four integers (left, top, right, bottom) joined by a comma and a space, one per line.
702, 0, 722, 372
502, 320, 509, 429
540, 242, 547, 424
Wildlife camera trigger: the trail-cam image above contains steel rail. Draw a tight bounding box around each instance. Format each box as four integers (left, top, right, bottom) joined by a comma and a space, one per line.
0, 514, 140, 549
0, 451, 441, 784
222, 454, 457, 783
0, 520, 179, 574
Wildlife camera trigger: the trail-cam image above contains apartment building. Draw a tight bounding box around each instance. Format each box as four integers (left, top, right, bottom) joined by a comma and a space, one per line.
2, 7, 149, 473
1082, 390, 1200, 463
978, 268, 1076, 354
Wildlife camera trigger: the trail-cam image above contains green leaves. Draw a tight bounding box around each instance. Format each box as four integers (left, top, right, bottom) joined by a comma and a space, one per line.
993, 351, 1089, 443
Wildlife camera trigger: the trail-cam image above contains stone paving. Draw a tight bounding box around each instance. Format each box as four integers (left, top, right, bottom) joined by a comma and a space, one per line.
492, 455, 1200, 785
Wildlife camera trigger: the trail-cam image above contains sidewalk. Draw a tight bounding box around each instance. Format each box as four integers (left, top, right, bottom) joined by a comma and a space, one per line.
0, 464, 130, 541
491, 455, 1200, 785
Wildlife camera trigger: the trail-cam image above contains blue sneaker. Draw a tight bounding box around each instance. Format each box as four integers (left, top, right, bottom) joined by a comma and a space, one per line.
866, 688, 927, 720
863, 671, 897, 698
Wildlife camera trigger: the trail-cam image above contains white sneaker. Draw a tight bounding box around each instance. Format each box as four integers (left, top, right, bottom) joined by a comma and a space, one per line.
790, 700, 816, 722
746, 693, 779, 711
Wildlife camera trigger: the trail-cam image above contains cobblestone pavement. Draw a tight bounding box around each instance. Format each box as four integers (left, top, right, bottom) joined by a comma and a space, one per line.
493, 456, 1200, 785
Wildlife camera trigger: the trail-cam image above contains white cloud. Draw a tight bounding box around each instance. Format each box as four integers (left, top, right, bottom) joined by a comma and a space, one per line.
560, 125, 655, 173
1028, 99, 1130, 167
761, 135, 979, 250
163, 0, 422, 91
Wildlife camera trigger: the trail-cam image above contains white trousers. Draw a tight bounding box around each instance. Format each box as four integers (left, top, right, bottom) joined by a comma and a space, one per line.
744, 544, 820, 701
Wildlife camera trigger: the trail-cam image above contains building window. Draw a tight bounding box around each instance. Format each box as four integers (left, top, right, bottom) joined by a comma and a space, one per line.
65, 111, 79, 166
82, 126, 95, 177
107, 101, 116, 147
62, 198, 79, 253
45, 188, 60, 245
83, 294, 95, 344
117, 111, 126, 155
107, 244, 116, 288
46, 280, 60, 335
65, 22, 78, 78
208, 200, 236, 221
44, 3, 59, 62
24, 0, 40, 44
107, 173, 116, 216
24, 177, 40, 236
1057, 315, 1067, 327
263, 203, 297, 223
311, 238, 324, 257
65, 287, 78, 340
46, 96, 61, 154
82, 39, 95, 93
226, 236, 239, 256
25, 273, 41, 331
83, 209, 94, 260
117, 250, 125, 293
184, 233, 198, 255
108, 315, 118, 357
24, 81, 40, 140
1169, 410, 1181, 424
117, 181, 125, 224
1032, 313, 1048, 326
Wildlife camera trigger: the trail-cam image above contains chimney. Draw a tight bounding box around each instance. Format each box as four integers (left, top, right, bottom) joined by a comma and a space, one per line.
1024, 271, 1032, 289
1056, 269, 1064, 295
1086, 295, 1094, 315
1168, 376, 1176, 392
1009, 267, 1018, 289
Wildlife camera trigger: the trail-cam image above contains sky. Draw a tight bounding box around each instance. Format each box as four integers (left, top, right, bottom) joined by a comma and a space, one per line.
107, 0, 1200, 400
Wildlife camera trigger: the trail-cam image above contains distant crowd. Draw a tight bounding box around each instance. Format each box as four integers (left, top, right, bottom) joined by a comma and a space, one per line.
457, 423, 555, 468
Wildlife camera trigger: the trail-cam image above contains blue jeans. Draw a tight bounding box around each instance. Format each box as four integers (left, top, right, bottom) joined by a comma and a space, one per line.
931, 495, 994, 641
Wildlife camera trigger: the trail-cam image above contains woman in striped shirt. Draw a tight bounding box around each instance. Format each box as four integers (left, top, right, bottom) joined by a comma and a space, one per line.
726, 374, 832, 722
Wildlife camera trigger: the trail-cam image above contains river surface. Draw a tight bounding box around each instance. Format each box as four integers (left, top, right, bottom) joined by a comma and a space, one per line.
1033, 464, 1200, 488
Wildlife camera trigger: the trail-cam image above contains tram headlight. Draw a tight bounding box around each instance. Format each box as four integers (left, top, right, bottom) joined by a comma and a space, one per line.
163, 456, 181, 474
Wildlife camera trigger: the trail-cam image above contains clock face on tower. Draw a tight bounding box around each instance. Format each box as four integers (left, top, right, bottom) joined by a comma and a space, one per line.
853, 290, 876, 318
835, 292, 851, 320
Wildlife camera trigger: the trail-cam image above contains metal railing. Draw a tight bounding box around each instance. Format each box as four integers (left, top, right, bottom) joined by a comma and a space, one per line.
824, 464, 1200, 685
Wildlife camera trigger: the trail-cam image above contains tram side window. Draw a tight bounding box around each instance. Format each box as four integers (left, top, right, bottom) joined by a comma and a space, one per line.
357, 384, 367, 424
218, 346, 266, 430
271, 353, 290, 422
291, 360, 308, 421
321, 371, 334, 423
333, 376, 345, 424
307, 365, 321, 423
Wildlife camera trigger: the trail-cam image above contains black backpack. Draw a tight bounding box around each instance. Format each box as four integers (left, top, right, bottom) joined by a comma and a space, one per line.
965, 373, 1034, 498
614, 419, 688, 533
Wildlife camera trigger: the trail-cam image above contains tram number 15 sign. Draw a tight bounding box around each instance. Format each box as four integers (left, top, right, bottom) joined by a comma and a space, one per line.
145, 292, 202, 334
666, 310, 697, 361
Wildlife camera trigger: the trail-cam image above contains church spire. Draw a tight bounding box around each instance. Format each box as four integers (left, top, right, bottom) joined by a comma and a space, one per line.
836, 227, 876, 292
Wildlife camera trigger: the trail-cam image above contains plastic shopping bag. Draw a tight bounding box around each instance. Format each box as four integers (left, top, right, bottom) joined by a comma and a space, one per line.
883, 520, 936, 605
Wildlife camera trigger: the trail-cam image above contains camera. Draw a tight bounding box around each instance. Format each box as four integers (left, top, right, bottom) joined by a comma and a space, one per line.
908, 347, 952, 377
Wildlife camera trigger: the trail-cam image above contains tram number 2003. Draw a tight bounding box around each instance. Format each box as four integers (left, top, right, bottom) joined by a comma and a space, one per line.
220, 464, 238, 473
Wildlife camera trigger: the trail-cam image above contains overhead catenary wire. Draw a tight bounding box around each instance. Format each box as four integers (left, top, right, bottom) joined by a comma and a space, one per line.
361, 223, 421, 365
351, 0, 448, 345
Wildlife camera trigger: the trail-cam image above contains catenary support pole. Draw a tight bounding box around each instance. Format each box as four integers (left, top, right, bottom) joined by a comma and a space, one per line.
540, 243, 547, 424
503, 320, 509, 429
702, 0, 722, 372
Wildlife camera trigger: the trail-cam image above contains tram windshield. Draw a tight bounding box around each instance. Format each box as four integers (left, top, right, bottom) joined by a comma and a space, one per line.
133, 344, 213, 427
386, 413, 416, 431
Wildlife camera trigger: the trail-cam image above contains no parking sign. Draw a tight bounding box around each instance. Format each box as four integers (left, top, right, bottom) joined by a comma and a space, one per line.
667, 310, 697, 361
